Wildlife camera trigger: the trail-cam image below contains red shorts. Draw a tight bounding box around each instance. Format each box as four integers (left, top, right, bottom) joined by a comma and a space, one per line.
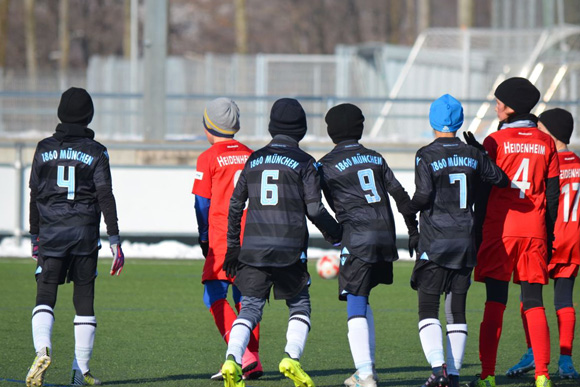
548, 263, 579, 279
475, 236, 548, 284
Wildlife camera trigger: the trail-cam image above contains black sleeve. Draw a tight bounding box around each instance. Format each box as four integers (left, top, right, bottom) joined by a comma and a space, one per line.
389, 187, 418, 234
227, 167, 248, 247
317, 162, 336, 212
473, 181, 491, 250
545, 176, 560, 239
96, 185, 119, 236
402, 151, 432, 216
29, 188, 39, 235
479, 151, 509, 188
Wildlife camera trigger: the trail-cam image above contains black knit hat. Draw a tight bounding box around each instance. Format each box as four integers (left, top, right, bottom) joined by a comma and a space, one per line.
58, 87, 94, 125
268, 98, 307, 141
325, 103, 364, 143
494, 77, 540, 114
539, 108, 574, 144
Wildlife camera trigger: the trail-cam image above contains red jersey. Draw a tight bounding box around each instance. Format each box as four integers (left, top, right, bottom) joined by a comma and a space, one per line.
482, 126, 559, 239
551, 151, 580, 265
192, 139, 252, 281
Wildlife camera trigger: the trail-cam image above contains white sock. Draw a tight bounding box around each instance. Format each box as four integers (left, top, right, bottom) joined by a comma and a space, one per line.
226, 318, 253, 365
348, 316, 373, 379
446, 323, 467, 375
366, 306, 376, 365
32, 305, 54, 353
419, 318, 445, 367
284, 314, 310, 360
73, 316, 97, 374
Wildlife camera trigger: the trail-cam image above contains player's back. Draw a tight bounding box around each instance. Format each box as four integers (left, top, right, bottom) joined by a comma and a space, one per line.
553, 151, 580, 264
483, 126, 559, 239
30, 132, 109, 256
415, 137, 496, 268
238, 138, 317, 267
318, 141, 398, 262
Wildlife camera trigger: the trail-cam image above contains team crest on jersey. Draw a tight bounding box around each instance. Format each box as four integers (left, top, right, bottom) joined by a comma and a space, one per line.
194, 171, 203, 180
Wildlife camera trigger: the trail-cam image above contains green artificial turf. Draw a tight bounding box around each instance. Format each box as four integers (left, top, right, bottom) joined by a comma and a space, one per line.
0, 258, 578, 386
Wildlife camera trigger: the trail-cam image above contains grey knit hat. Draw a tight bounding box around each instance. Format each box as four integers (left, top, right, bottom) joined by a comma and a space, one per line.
202, 97, 240, 138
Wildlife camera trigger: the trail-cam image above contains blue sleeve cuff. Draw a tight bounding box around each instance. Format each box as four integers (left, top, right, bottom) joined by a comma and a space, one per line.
194, 195, 211, 241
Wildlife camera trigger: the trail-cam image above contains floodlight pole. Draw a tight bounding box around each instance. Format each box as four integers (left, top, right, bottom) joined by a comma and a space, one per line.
143, 0, 167, 140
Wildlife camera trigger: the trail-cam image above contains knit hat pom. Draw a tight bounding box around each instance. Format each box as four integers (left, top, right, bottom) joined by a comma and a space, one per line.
203, 97, 240, 138
325, 103, 365, 143
429, 94, 464, 132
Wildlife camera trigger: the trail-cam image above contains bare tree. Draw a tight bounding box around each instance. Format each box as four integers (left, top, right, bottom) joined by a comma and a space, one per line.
0, 0, 10, 69
59, 0, 70, 88
24, 0, 36, 88
234, 0, 248, 54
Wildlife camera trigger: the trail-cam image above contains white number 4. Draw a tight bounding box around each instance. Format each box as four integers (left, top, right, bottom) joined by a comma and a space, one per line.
57, 165, 75, 200
511, 158, 531, 199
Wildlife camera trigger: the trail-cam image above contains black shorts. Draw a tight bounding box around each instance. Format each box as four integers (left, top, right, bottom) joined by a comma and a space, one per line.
410, 259, 472, 295
234, 260, 310, 300
338, 254, 393, 301
36, 252, 98, 285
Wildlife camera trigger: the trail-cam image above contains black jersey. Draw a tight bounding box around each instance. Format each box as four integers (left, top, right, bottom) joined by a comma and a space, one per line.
318, 141, 406, 263
29, 124, 118, 257
412, 137, 507, 269
228, 135, 341, 267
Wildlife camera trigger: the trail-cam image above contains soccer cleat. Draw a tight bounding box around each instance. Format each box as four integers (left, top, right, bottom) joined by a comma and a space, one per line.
211, 369, 223, 381
558, 355, 579, 379
506, 348, 535, 377
420, 364, 449, 387
70, 369, 102, 386
243, 360, 263, 380
222, 359, 245, 387
279, 357, 315, 387
448, 374, 459, 387
534, 375, 554, 387
26, 347, 51, 387
467, 375, 496, 387
344, 370, 377, 387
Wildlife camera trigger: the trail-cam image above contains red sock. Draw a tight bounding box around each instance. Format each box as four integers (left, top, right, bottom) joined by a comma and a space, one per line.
557, 307, 576, 356
524, 307, 551, 378
520, 301, 532, 348
479, 301, 506, 379
209, 298, 238, 343
236, 302, 260, 353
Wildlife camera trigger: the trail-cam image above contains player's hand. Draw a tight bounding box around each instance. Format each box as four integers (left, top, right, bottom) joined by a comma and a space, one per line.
109, 235, 124, 276
408, 231, 419, 258
463, 131, 486, 153
199, 238, 209, 258
31, 234, 39, 261
223, 246, 240, 278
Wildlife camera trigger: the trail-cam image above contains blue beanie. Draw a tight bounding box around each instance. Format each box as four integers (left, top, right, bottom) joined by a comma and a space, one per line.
429, 94, 464, 132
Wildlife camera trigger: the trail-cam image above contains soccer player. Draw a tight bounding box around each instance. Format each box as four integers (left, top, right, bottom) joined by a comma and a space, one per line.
400, 95, 508, 387
468, 78, 560, 387
316, 103, 419, 387
220, 98, 342, 387
191, 97, 262, 380
506, 108, 579, 380
26, 87, 124, 387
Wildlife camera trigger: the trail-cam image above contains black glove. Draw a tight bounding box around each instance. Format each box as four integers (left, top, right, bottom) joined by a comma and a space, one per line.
199, 238, 209, 258
408, 231, 419, 258
463, 131, 486, 153
223, 246, 241, 278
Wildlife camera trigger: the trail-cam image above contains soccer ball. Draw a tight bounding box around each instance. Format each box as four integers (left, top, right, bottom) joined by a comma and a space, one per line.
316, 255, 340, 279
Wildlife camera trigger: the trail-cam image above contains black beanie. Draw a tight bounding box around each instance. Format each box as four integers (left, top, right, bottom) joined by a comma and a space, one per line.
539, 108, 574, 144
494, 77, 540, 114
268, 98, 307, 141
58, 87, 94, 125
325, 103, 364, 143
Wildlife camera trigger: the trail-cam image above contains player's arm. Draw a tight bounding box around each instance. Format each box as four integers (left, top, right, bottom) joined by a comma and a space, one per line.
29, 150, 40, 259
93, 148, 123, 275
304, 161, 342, 244
400, 151, 431, 216
478, 151, 509, 188
315, 161, 336, 212
545, 146, 560, 256
194, 195, 210, 257
473, 136, 499, 250
382, 163, 418, 233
